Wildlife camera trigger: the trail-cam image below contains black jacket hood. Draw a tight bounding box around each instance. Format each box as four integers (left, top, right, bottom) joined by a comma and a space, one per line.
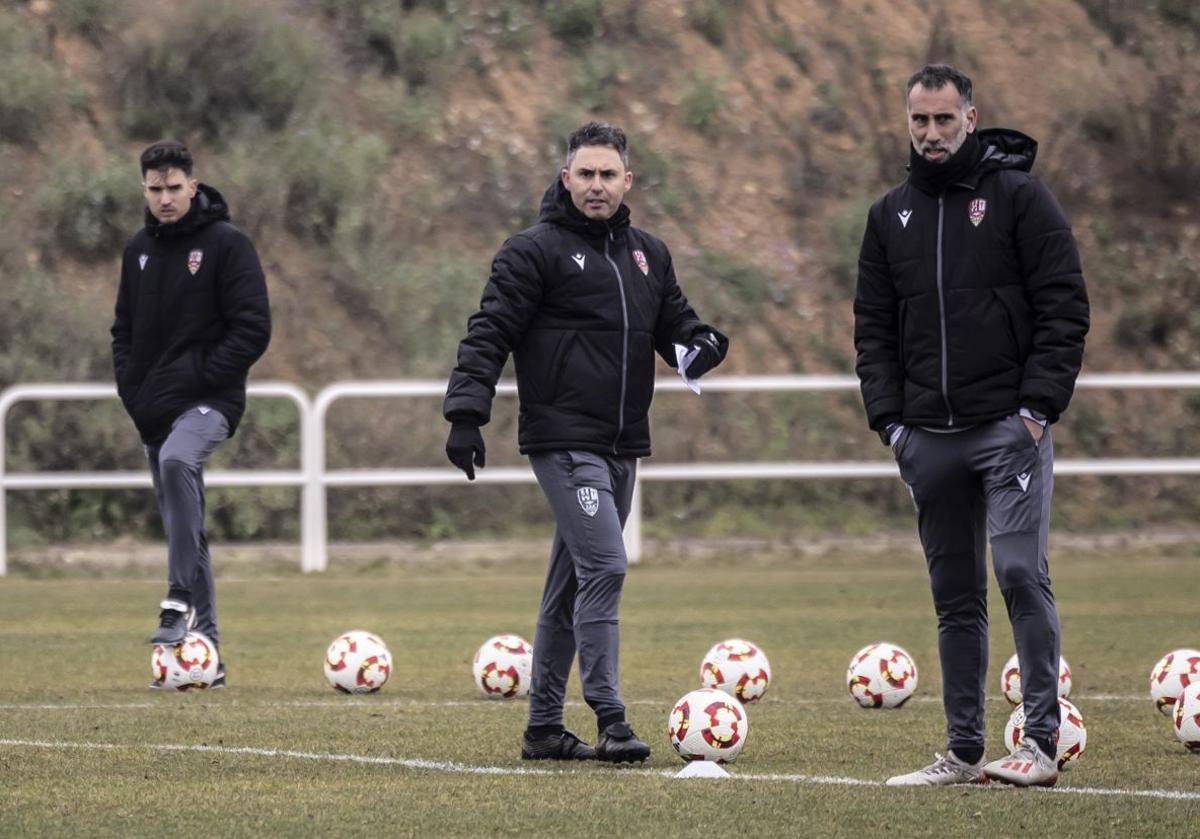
144, 183, 231, 239
974, 128, 1038, 176
536, 178, 631, 238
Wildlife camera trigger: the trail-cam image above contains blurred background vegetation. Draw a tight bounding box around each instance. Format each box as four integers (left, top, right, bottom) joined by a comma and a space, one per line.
3, 0, 1200, 558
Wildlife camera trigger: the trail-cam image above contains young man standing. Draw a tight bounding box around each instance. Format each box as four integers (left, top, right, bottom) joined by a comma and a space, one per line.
111, 141, 271, 684
854, 66, 1089, 786
444, 122, 728, 762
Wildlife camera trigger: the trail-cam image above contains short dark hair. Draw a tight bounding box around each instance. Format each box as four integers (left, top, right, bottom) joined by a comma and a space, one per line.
565, 121, 629, 168
140, 140, 194, 177
905, 64, 973, 108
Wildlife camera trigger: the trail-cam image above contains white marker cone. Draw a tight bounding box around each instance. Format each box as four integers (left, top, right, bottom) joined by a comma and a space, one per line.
674, 761, 730, 779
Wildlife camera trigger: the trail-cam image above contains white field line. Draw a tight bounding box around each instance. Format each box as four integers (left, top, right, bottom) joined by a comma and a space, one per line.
0, 694, 1148, 711
1, 737, 1199, 801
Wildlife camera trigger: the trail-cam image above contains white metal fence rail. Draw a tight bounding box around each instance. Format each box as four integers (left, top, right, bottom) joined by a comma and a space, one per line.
5, 373, 1200, 576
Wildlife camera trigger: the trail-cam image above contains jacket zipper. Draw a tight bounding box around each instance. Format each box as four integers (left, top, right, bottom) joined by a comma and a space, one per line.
936, 194, 954, 426
603, 230, 630, 453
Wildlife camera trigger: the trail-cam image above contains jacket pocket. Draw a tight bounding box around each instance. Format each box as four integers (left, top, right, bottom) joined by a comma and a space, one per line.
993, 287, 1032, 360
547, 332, 577, 404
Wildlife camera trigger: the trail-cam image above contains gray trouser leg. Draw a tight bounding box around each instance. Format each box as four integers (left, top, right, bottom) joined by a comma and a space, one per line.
985, 422, 1060, 743
527, 450, 636, 730
147, 407, 228, 643
896, 415, 1060, 751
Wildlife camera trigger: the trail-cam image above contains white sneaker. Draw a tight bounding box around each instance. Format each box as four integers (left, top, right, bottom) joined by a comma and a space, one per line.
983, 740, 1059, 787
885, 751, 988, 786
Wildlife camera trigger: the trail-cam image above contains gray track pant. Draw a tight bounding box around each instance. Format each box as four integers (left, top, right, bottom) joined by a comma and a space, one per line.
146, 406, 228, 643
894, 414, 1061, 751
527, 450, 636, 730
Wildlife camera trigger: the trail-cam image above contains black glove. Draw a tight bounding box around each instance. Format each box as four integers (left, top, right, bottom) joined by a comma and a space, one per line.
684, 332, 723, 379
445, 423, 485, 480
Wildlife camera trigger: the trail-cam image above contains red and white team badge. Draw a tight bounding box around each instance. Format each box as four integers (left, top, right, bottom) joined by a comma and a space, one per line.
187, 249, 203, 275
632, 249, 650, 276
968, 198, 987, 227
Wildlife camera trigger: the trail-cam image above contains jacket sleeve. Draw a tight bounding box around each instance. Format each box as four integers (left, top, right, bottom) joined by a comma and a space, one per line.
651, 243, 729, 367
204, 228, 272, 387
1013, 177, 1089, 422
443, 235, 545, 426
853, 202, 904, 432
111, 246, 135, 390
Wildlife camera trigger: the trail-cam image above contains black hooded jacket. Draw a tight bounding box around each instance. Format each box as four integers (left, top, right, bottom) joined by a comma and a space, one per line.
443, 179, 728, 457
111, 184, 271, 445
854, 128, 1089, 434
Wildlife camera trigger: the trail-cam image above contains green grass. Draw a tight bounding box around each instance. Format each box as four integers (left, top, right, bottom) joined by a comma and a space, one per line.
1, 548, 1199, 836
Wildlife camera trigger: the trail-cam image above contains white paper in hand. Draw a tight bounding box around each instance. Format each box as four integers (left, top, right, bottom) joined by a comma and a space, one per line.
674, 343, 702, 394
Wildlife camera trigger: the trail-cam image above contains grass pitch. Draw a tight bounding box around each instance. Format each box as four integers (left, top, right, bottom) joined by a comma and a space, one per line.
2, 544, 1199, 837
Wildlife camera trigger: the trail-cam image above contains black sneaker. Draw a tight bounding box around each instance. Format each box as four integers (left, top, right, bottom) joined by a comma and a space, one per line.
148, 599, 192, 645
520, 729, 597, 760
210, 663, 226, 690
595, 721, 651, 763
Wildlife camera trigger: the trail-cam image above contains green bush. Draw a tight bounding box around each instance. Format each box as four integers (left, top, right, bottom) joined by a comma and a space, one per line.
116, 0, 321, 142
568, 48, 624, 112
55, 0, 125, 41
361, 6, 458, 87
687, 0, 736, 46
680, 74, 726, 137
38, 154, 143, 259
545, 0, 602, 46
825, 198, 873, 295
0, 11, 63, 145
279, 128, 390, 244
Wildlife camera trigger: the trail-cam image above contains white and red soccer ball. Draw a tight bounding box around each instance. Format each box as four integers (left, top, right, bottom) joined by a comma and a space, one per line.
472, 634, 533, 699
1004, 696, 1088, 769
150, 631, 220, 691
324, 630, 392, 694
999, 653, 1073, 706
700, 638, 772, 703
668, 687, 749, 763
1172, 682, 1200, 754
1150, 648, 1200, 717
846, 642, 918, 708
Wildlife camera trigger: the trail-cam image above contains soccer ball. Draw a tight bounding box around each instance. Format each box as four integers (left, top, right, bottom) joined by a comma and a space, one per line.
150, 631, 220, 691
668, 687, 749, 763
1150, 648, 1200, 717
999, 653, 1073, 706
1004, 697, 1087, 769
472, 634, 533, 699
846, 642, 918, 708
1172, 682, 1200, 754
699, 638, 772, 703
324, 630, 392, 694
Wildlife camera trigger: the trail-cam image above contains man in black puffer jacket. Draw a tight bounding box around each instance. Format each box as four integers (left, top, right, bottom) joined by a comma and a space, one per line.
855, 66, 1088, 788
444, 122, 728, 763
111, 141, 271, 678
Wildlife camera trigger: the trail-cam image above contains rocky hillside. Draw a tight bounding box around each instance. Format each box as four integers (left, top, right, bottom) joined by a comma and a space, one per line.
3, 0, 1200, 544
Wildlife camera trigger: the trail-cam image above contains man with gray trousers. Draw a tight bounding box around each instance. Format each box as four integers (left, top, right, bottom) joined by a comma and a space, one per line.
854, 65, 1088, 787
112, 141, 271, 684
444, 122, 728, 762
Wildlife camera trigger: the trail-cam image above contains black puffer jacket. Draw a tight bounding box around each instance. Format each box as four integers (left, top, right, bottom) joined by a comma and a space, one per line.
854, 129, 1089, 432
444, 179, 728, 457
111, 184, 271, 445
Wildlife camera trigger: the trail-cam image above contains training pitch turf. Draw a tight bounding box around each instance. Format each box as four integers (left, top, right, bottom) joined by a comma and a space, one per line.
1, 545, 1198, 837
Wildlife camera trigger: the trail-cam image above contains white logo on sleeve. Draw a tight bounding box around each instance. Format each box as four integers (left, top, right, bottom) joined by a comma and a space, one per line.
577, 487, 599, 517
138, 254, 149, 271
898, 210, 913, 228
571, 253, 586, 270
1016, 472, 1031, 492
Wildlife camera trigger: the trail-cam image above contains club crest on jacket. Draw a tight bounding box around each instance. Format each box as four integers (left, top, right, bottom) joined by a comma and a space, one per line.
187, 249, 204, 275
632, 249, 650, 276
968, 199, 987, 227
